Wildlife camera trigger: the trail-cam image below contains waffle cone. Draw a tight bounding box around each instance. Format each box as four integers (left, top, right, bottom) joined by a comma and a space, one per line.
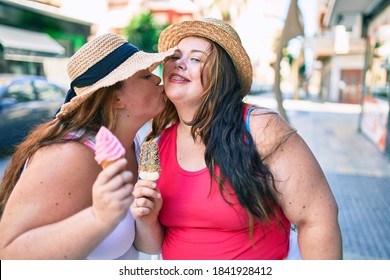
101, 157, 124, 169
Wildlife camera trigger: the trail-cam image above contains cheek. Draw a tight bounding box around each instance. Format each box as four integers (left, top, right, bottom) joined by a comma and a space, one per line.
200, 64, 210, 87
140, 87, 162, 106
163, 62, 174, 78
132, 94, 156, 108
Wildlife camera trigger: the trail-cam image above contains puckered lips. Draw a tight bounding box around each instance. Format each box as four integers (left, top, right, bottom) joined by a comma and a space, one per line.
169, 72, 190, 83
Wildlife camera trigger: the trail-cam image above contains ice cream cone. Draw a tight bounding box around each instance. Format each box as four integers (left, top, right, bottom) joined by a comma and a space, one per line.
94, 126, 126, 168
139, 141, 161, 181
101, 157, 124, 169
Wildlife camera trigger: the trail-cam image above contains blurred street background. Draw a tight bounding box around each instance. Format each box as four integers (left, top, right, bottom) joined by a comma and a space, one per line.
0, 0, 390, 260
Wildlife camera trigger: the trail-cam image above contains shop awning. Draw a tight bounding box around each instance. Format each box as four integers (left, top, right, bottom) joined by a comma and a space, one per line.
0, 24, 65, 57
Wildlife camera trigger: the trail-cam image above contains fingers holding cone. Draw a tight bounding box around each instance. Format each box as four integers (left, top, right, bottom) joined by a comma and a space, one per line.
131, 170, 162, 223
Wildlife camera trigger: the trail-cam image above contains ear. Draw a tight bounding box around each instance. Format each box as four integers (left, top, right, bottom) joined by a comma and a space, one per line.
114, 96, 126, 109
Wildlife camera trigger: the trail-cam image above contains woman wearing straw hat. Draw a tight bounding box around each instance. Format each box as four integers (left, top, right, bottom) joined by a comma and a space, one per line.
133, 18, 342, 259
0, 33, 175, 259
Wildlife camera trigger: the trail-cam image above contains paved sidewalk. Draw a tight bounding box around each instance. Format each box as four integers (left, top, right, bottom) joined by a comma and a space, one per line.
246, 94, 390, 260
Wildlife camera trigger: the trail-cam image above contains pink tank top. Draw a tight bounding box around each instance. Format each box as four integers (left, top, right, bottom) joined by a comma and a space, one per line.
157, 104, 290, 260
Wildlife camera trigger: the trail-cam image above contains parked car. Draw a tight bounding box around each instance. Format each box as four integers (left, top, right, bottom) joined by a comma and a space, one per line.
0, 74, 66, 150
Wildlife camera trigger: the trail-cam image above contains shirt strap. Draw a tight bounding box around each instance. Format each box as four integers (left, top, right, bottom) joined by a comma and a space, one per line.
244, 104, 257, 133
64, 133, 96, 151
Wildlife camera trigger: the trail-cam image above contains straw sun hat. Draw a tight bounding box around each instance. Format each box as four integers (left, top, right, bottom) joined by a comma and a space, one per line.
56, 33, 176, 118
158, 18, 253, 96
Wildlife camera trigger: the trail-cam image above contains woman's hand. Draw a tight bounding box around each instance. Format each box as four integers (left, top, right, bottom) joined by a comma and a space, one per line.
92, 158, 134, 228
130, 179, 162, 224
131, 179, 164, 254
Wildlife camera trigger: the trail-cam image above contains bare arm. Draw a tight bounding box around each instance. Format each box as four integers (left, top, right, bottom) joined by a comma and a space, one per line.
0, 143, 133, 259
250, 110, 342, 259
130, 179, 163, 254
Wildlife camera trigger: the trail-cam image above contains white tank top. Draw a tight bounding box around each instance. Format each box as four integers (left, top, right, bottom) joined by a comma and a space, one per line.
22, 130, 144, 260
78, 131, 142, 260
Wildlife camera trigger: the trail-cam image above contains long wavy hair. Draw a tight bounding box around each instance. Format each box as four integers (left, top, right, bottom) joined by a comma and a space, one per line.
149, 39, 293, 235
0, 83, 122, 217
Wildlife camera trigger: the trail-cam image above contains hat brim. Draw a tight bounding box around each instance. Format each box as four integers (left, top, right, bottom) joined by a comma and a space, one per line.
158, 20, 252, 95
56, 47, 176, 118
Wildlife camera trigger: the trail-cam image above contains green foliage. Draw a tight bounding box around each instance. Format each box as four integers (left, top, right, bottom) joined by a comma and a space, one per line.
374, 40, 382, 49
299, 63, 306, 75
282, 47, 294, 65
122, 12, 168, 52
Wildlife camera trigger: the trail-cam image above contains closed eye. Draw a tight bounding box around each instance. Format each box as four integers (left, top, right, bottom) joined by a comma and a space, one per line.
169, 55, 180, 61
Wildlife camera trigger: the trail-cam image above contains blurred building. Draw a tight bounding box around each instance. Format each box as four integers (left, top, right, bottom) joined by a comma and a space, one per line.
62, 0, 287, 89
79, 0, 198, 35
0, 0, 298, 96
143, 0, 197, 24
312, 0, 390, 156
0, 0, 92, 81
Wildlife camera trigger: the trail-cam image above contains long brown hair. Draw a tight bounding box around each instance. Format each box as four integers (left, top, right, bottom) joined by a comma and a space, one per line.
0, 84, 121, 216
149, 39, 294, 234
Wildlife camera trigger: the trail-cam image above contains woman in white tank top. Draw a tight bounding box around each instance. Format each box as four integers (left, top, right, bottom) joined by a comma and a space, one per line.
0, 33, 175, 259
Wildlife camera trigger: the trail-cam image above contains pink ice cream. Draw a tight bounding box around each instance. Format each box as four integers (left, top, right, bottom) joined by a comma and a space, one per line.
95, 126, 125, 168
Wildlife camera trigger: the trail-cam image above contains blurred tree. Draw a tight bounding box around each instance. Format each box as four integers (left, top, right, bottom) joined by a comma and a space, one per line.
193, 0, 247, 23
122, 12, 168, 52
273, 0, 304, 123
213, 0, 248, 22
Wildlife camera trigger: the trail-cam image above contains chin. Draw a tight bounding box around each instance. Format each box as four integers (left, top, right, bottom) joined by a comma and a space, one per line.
164, 91, 183, 104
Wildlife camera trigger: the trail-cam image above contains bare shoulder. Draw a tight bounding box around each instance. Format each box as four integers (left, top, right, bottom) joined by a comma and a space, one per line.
248, 107, 296, 158
13, 141, 100, 218
29, 141, 95, 167
30, 141, 99, 188
249, 109, 337, 226
0, 141, 101, 249
25, 141, 99, 182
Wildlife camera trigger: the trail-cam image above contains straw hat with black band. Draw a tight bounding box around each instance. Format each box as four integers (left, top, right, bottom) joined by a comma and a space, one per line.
158, 18, 253, 96
56, 33, 176, 119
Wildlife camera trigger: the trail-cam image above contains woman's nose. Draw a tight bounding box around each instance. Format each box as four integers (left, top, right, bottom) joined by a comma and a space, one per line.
175, 58, 186, 70
153, 74, 162, 85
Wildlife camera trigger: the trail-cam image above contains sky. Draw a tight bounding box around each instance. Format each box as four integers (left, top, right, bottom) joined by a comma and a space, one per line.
299, 0, 318, 37
230, 0, 318, 83
235, 0, 318, 56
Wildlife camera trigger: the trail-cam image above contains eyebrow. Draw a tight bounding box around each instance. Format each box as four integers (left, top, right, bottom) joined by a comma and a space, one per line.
191, 50, 208, 55
175, 49, 209, 56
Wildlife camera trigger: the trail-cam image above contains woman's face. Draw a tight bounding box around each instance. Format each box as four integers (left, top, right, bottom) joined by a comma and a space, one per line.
114, 69, 166, 122
163, 36, 211, 110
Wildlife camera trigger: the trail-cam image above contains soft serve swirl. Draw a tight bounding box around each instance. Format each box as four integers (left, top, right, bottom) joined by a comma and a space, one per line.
94, 126, 125, 165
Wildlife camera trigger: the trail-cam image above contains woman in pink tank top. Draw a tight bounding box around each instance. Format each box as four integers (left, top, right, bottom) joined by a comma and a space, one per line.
132, 18, 342, 260
0, 33, 174, 259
